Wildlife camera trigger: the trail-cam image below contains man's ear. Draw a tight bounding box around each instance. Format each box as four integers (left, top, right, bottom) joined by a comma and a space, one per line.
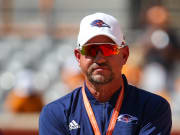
74, 49, 81, 63
122, 46, 129, 65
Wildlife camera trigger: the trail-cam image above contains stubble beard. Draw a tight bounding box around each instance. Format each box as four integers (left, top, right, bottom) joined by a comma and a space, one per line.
87, 64, 114, 85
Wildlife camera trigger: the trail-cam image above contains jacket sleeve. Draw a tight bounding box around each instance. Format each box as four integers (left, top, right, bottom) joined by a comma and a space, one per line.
39, 104, 69, 135
139, 97, 172, 135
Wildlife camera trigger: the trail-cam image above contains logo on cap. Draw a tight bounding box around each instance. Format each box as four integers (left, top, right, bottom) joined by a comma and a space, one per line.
91, 20, 110, 28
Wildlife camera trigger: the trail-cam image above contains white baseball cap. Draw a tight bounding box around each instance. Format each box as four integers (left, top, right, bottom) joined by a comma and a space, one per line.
77, 12, 126, 49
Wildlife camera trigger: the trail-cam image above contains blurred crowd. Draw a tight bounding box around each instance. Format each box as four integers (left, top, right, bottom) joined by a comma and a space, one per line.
126, 6, 180, 121
125, 5, 180, 120
0, 1, 179, 128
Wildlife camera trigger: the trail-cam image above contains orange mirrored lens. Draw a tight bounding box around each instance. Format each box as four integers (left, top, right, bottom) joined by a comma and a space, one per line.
81, 44, 119, 57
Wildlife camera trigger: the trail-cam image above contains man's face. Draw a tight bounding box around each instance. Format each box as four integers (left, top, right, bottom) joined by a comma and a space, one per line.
75, 35, 129, 85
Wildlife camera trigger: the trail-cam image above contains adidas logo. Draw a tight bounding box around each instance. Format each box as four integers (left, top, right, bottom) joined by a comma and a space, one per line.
69, 120, 80, 130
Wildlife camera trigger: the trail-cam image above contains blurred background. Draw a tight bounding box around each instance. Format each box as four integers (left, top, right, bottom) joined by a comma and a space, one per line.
0, 0, 180, 134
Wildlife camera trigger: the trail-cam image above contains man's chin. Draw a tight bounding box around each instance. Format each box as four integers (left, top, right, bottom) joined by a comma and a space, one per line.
89, 75, 112, 85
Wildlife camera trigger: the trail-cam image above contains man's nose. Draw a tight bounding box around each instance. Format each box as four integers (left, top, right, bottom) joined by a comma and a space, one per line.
94, 51, 107, 64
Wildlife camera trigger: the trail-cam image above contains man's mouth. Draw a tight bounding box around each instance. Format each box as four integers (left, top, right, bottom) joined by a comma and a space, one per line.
92, 66, 109, 73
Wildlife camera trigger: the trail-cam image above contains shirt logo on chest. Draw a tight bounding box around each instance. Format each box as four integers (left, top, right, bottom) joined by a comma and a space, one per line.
117, 114, 138, 124
69, 120, 80, 130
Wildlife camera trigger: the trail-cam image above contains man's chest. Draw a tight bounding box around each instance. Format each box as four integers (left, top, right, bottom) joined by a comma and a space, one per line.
67, 103, 139, 135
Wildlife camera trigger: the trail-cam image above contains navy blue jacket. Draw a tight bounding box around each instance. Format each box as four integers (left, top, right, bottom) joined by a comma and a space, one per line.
39, 75, 172, 135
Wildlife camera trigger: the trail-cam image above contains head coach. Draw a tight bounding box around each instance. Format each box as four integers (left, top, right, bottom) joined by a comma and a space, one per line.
39, 12, 172, 135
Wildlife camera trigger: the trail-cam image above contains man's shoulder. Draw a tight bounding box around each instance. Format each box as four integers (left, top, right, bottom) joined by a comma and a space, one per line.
127, 84, 169, 106
39, 87, 82, 134
42, 87, 82, 113
123, 75, 169, 106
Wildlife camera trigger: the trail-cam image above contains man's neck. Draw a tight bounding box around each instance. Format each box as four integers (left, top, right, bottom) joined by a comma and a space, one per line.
85, 77, 123, 102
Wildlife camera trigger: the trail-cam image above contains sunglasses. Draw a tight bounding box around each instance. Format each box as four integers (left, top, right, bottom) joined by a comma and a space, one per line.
80, 43, 126, 57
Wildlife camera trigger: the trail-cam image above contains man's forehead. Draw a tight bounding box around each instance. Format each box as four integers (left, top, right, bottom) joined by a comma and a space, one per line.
86, 35, 115, 44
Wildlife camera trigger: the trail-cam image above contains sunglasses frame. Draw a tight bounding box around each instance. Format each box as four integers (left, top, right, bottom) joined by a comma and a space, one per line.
79, 43, 127, 57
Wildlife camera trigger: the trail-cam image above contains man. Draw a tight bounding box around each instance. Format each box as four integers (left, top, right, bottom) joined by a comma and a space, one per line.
39, 13, 172, 135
